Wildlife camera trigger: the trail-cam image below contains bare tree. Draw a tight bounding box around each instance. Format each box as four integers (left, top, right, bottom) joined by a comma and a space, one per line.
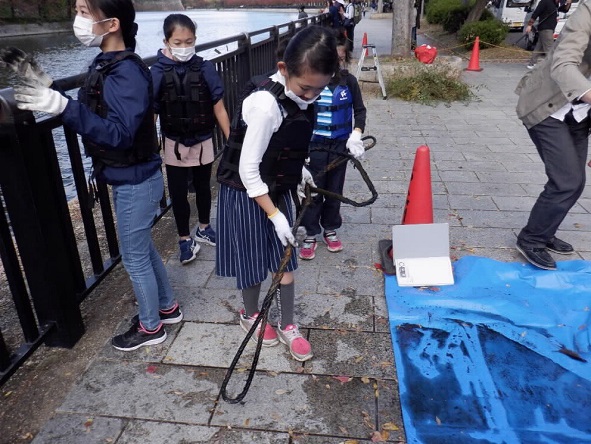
466, 0, 489, 22
392, 0, 412, 57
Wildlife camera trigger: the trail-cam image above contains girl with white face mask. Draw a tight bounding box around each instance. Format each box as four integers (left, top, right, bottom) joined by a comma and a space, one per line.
2, 0, 181, 351
150, 14, 231, 264
215, 26, 339, 362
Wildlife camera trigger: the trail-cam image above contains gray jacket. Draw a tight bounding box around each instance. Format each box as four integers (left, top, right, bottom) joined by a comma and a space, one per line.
516, 1, 591, 128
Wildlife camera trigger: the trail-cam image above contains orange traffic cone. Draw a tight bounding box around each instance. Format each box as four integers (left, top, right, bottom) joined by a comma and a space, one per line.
401, 145, 433, 224
361, 32, 368, 56
465, 36, 483, 72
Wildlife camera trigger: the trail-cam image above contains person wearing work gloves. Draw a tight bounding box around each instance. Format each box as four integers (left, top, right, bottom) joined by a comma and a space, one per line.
216, 26, 339, 362
0, 0, 181, 352
299, 30, 367, 261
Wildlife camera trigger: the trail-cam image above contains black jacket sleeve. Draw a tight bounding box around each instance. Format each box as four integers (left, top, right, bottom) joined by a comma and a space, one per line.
346, 73, 367, 132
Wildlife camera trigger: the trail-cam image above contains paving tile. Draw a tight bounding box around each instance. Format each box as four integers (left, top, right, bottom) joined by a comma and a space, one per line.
57, 360, 221, 424
31, 413, 125, 444
118, 420, 290, 443
210, 372, 387, 439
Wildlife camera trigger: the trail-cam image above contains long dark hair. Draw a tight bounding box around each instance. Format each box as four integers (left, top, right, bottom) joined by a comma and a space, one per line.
86, 0, 138, 51
282, 25, 339, 78
162, 14, 197, 41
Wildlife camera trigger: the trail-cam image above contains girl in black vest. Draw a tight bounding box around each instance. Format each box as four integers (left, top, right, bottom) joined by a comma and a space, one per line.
152, 14, 230, 264
4, 0, 181, 351
216, 26, 339, 362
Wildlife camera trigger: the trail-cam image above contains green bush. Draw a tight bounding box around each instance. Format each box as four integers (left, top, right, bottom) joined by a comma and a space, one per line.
387, 70, 473, 105
426, 0, 462, 24
458, 19, 509, 49
442, 4, 497, 33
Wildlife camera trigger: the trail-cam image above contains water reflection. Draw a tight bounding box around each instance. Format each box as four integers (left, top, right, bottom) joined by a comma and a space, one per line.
0, 9, 304, 200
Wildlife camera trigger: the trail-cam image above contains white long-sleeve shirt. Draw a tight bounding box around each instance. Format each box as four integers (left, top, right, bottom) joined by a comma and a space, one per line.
238, 71, 308, 198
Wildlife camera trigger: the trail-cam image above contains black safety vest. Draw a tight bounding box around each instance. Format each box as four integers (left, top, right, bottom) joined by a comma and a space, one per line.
81, 51, 158, 167
158, 57, 215, 141
217, 76, 314, 199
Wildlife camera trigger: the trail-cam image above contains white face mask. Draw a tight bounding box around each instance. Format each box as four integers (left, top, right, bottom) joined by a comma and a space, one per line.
284, 88, 320, 108
73, 16, 112, 47
169, 45, 196, 62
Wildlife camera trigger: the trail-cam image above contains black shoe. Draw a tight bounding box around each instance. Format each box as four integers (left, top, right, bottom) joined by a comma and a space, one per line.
516, 241, 556, 270
112, 321, 167, 351
131, 302, 183, 325
545, 237, 574, 255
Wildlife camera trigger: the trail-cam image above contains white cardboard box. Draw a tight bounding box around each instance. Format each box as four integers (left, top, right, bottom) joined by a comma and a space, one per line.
392, 223, 455, 287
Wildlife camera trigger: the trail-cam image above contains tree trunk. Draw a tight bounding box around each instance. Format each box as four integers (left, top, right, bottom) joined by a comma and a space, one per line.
466, 0, 489, 22
392, 0, 411, 57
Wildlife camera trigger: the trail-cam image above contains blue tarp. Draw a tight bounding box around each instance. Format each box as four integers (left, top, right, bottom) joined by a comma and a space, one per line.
385, 256, 591, 444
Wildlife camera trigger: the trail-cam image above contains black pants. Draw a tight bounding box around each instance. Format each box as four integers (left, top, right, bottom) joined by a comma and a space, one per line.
166, 163, 213, 237
346, 25, 355, 51
301, 139, 348, 237
518, 113, 589, 247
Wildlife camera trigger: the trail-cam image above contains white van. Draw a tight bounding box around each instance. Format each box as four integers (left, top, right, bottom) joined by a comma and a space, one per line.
489, 0, 533, 30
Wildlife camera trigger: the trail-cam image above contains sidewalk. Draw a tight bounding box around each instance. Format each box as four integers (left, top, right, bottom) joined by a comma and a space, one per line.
12, 24, 591, 444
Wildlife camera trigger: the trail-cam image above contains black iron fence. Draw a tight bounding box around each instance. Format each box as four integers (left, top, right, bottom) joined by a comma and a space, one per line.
0, 14, 329, 385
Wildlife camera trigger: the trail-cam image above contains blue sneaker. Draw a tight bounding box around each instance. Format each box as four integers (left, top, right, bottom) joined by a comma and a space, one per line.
195, 225, 216, 246
179, 238, 200, 264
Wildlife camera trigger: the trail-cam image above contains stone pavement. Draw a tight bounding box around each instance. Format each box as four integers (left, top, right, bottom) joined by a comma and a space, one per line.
29, 20, 591, 444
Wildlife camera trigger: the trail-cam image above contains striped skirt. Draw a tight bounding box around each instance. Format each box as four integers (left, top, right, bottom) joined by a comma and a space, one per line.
215, 184, 298, 289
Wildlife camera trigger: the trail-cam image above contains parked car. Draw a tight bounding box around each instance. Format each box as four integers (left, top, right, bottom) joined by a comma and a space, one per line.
488, 0, 532, 30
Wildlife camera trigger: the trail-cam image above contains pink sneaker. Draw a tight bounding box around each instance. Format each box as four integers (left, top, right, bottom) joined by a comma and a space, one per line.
239, 309, 278, 347
298, 238, 317, 260
323, 231, 343, 252
277, 324, 313, 361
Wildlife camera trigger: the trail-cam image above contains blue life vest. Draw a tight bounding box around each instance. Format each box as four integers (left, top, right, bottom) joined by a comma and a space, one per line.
313, 76, 353, 141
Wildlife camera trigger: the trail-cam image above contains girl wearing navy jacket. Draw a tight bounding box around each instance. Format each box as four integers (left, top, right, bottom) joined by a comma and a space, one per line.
151, 14, 230, 265
6, 0, 181, 351
216, 26, 339, 362
299, 31, 367, 260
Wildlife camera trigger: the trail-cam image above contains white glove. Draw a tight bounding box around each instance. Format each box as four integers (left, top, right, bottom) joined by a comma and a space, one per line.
346, 131, 365, 159
0, 47, 53, 88
269, 210, 296, 247
14, 81, 68, 115
297, 165, 317, 201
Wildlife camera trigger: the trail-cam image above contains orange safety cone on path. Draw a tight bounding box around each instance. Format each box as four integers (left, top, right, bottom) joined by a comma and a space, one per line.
401, 145, 433, 225
465, 36, 483, 72
361, 32, 368, 56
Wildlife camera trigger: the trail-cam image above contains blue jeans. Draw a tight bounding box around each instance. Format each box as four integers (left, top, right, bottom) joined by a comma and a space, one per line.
112, 169, 175, 330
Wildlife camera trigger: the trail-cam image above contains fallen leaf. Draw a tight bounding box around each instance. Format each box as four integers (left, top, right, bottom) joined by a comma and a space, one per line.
3, 391, 12, 397
333, 376, 352, 384
339, 426, 349, 434
343, 440, 360, 444
361, 376, 371, 384
84, 418, 93, 428
382, 422, 399, 431
146, 365, 157, 374
354, 356, 364, 363
244, 418, 250, 426
370, 431, 386, 442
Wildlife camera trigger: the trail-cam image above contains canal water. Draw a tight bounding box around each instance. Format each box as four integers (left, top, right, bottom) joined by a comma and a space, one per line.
0, 9, 308, 200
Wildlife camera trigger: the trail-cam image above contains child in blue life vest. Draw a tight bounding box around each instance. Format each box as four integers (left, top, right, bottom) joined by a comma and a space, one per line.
2, 0, 181, 351
216, 26, 340, 362
299, 30, 367, 260
151, 14, 231, 264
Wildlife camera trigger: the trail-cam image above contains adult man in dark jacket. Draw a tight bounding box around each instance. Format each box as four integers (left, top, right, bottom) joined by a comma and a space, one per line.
525, 0, 571, 68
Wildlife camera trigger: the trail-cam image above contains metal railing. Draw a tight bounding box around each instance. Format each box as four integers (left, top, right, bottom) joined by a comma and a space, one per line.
0, 14, 329, 385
